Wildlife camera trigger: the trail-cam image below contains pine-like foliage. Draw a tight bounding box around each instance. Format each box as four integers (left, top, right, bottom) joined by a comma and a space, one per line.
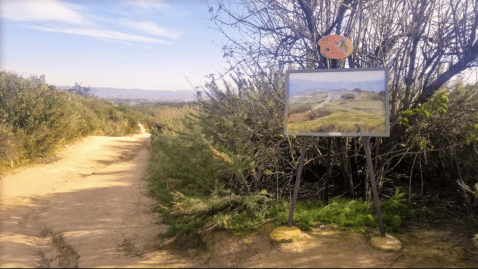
145, 107, 228, 211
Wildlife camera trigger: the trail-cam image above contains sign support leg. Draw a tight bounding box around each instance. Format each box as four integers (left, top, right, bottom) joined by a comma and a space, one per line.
324, 137, 331, 206
287, 136, 309, 227
364, 137, 386, 237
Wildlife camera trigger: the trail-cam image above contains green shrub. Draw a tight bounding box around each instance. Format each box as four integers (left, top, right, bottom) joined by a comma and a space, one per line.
378, 189, 415, 232
197, 69, 313, 199
0, 72, 74, 159
145, 109, 227, 212
144, 100, 414, 240
145, 107, 291, 238
0, 71, 151, 173
163, 189, 287, 237
397, 79, 478, 204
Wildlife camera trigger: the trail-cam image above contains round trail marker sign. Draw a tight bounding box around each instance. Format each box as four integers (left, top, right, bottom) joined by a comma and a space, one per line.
318, 35, 354, 59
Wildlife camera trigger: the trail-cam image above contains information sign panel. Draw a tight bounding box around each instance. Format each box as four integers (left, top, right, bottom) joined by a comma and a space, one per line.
285, 67, 390, 137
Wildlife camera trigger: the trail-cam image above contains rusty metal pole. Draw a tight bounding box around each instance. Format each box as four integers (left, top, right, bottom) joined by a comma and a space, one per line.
287, 136, 309, 227
364, 137, 386, 237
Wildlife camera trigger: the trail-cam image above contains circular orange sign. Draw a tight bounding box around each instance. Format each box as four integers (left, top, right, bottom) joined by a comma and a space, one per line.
318, 35, 354, 59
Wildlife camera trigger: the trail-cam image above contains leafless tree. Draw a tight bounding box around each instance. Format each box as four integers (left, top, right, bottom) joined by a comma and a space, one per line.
203, 0, 478, 117
199, 0, 478, 202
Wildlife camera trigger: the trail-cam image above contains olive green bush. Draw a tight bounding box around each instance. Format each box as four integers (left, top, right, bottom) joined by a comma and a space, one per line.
0, 72, 74, 162
164, 189, 286, 237
144, 75, 416, 244
397, 79, 478, 205
196, 69, 325, 199
144, 104, 294, 243
145, 110, 228, 211
0, 71, 150, 174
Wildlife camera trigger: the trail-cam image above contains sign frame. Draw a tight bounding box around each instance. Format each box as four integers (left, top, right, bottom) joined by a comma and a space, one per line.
284, 67, 390, 137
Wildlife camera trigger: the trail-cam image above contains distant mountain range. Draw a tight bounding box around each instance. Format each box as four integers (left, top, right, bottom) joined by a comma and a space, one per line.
55, 86, 197, 102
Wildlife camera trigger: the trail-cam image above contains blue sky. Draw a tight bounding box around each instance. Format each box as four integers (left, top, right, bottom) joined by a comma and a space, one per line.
0, 0, 234, 91
1, 0, 476, 92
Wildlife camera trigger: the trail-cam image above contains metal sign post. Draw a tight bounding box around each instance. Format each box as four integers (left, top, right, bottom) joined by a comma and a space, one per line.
287, 136, 309, 227
324, 137, 331, 205
364, 137, 386, 237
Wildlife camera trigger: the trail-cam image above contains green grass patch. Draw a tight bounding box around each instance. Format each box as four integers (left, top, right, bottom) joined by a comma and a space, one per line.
276, 189, 415, 233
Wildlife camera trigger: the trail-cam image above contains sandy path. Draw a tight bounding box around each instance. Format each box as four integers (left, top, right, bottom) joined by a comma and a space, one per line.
0, 128, 195, 268
1, 127, 474, 268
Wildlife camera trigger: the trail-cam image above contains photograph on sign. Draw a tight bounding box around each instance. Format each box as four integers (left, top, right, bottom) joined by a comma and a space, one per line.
284, 68, 390, 137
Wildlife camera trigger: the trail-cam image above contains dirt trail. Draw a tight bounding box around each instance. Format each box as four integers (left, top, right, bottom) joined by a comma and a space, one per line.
0, 127, 196, 268
1, 126, 475, 268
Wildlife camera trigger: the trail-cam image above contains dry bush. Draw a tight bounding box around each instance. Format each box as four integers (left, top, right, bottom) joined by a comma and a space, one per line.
196, 69, 328, 199
385, 80, 478, 205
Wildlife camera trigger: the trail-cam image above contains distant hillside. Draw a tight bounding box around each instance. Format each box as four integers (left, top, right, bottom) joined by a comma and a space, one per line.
56, 86, 197, 102
289, 79, 384, 95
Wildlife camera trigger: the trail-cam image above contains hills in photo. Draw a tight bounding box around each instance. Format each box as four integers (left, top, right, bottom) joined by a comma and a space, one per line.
289, 78, 384, 96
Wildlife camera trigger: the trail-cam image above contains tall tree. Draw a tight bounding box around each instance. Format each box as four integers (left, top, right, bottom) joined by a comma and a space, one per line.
203, 0, 478, 117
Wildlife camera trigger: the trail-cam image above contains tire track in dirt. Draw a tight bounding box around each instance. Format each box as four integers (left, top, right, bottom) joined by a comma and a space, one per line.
0, 128, 196, 268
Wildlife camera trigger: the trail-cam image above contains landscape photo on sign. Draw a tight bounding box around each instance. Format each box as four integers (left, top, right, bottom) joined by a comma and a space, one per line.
285, 68, 389, 137
318, 35, 354, 59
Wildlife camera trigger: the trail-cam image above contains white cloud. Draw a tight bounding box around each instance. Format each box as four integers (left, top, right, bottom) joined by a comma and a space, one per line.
1, 0, 84, 24
123, 0, 166, 9
120, 20, 182, 39
31, 26, 172, 44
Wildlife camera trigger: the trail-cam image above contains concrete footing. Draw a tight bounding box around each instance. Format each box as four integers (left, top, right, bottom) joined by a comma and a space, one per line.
270, 226, 302, 244
370, 233, 403, 252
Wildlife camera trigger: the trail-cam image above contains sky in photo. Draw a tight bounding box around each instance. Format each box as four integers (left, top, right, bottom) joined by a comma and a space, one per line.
289, 70, 386, 95
0, 0, 236, 91
1, 0, 477, 92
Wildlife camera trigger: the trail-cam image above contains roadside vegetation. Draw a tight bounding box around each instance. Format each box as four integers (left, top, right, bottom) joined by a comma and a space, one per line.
0, 71, 153, 175
143, 69, 438, 249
